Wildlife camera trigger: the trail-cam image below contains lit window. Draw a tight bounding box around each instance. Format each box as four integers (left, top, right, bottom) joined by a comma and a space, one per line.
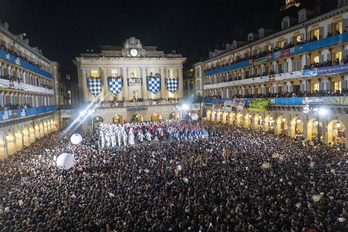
278, 40, 284, 48
91, 70, 99, 77
131, 71, 137, 77
333, 82, 342, 91
333, 52, 342, 60
111, 69, 118, 77
311, 29, 319, 39
313, 56, 319, 63
312, 83, 319, 91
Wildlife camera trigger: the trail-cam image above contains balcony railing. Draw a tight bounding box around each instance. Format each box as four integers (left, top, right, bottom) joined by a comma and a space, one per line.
204, 96, 348, 106
205, 62, 348, 90
0, 78, 54, 94
0, 48, 52, 79
0, 105, 57, 121
204, 32, 348, 76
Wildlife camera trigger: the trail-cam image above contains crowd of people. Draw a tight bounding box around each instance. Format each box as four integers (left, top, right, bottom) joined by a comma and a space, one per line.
0, 44, 43, 69
0, 121, 348, 232
0, 103, 31, 111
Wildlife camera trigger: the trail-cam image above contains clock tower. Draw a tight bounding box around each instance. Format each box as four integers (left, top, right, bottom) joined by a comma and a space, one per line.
122, 37, 143, 57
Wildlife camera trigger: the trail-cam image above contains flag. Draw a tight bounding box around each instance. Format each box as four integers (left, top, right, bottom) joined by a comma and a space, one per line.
88, 78, 102, 96
108, 78, 123, 96
147, 77, 161, 94
166, 78, 178, 94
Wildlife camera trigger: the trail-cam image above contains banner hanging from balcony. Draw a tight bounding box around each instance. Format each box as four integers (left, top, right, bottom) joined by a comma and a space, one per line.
166, 78, 178, 94
108, 78, 123, 96
147, 77, 160, 94
88, 78, 102, 96
249, 98, 270, 111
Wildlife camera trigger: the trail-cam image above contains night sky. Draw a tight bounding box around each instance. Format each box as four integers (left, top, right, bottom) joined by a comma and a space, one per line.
0, 0, 283, 81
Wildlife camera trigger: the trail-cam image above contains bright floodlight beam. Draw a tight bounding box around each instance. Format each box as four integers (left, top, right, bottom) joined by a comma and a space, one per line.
63, 97, 99, 133
70, 93, 110, 132
318, 108, 328, 116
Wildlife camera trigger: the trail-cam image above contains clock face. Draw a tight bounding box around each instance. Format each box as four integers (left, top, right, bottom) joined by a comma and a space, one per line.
130, 49, 138, 57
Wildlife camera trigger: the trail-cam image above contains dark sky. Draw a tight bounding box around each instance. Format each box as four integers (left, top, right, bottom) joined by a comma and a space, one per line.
0, 0, 283, 81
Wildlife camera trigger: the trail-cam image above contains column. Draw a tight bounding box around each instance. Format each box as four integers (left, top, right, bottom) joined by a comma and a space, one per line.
122, 67, 128, 101
160, 67, 166, 99
342, 75, 348, 89
261, 84, 266, 95
251, 86, 255, 95
272, 83, 278, 94
102, 68, 109, 101
81, 68, 89, 103
321, 77, 330, 91
286, 81, 293, 93
177, 67, 184, 99
141, 67, 148, 100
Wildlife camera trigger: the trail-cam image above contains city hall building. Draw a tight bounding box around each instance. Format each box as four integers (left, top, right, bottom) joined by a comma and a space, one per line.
195, 1, 348, 148
74, 37, 186, 128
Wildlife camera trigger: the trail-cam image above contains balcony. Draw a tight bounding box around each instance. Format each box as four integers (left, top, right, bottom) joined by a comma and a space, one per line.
0, 77, 54, 94
0, 48, 52, 79
204, 32, 348, 76
205, 62, 348, 90
0, 105, 57, 121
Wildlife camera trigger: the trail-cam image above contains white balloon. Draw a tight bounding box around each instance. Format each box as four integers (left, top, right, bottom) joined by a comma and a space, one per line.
56, 153, 74, 170
70, 133, 83, 145
191, 113, 198, 120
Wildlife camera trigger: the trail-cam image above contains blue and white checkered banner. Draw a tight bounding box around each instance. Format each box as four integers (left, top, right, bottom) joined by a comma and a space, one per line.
166, 78, 178, 94
87, 78, 102, 97
147, 77, 160, 94
108, 78, 123, 96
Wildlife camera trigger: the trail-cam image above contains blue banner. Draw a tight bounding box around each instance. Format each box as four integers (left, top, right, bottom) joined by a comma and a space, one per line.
301, 68, 317, 77
317, 63, 348, 76
0, 105, 56, 121
0, 48, 52, 79
270, 97, 302, 105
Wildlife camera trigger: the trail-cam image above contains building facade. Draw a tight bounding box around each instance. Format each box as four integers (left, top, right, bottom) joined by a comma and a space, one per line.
74, 37, 186, 126
195, 2, 348, 148
0, 20, 61, 159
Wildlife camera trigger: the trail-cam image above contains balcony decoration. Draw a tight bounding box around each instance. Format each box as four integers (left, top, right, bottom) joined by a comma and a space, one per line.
147, 75, 161, 94
108, 76, 123, 96
166, 77, 178, 94
87, 77, 102, 97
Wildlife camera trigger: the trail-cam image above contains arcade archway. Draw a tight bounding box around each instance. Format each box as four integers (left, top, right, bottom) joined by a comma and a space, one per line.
328, 120, 346, 147
206, 110, 212, 122
264, 115, 274, 132
291, 117, 303, 138
15, 131, 23, 151
0, 131, 7, 159
222, 112, 229, 124
307, 118, 321, 143
112, 115, 124, 124
151, 112, 162, 122
244, 113, 252, 128
253, 114, 263, 130
228, 112, 235, 125
131, 114, 143, 122
169, 112, 179, 120
276, 116, 288, 136
236, 112, 243, 126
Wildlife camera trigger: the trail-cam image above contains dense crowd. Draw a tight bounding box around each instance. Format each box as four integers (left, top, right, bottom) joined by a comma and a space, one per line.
0, 122, 348, 232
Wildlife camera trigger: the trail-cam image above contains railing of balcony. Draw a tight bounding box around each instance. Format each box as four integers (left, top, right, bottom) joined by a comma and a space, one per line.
204, 96, 348, 106
0, 77, 54, 94
0, 105, 57, 121
204, 32, 348, 76
0, 47, 52, 79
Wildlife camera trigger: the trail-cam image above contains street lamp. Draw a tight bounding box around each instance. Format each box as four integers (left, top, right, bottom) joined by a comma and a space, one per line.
316, 107, 328, 144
